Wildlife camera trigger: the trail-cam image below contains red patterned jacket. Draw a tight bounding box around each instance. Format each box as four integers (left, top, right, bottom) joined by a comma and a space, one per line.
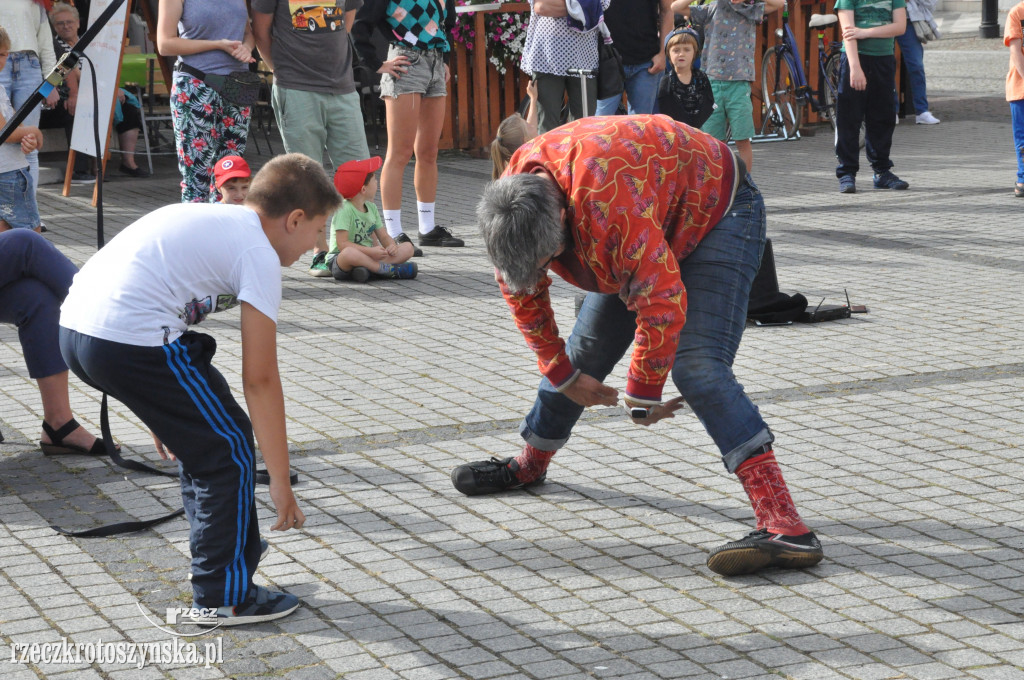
501, 114, 741, 403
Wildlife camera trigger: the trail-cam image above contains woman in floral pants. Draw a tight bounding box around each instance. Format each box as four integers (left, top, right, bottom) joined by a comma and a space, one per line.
157, 0, 255, 203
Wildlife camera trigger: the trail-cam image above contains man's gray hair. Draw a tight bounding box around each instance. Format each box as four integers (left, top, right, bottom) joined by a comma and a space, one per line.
50, 2, 79, 21
477, 173, 565, 293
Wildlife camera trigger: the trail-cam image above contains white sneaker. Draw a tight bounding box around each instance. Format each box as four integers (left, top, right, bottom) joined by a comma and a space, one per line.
915, 111, 940, 125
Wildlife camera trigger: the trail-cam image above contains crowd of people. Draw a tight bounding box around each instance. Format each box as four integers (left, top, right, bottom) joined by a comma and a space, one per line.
3, 0, 1019, 631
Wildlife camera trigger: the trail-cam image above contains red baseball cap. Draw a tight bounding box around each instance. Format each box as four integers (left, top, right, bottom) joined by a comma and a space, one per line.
213, 155, 251, 189
333, 156, 383, 199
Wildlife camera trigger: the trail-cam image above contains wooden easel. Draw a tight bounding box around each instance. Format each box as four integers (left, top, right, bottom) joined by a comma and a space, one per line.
61, 0, 133, 206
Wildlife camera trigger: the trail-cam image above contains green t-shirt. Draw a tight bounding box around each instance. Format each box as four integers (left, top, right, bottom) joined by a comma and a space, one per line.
329, 200, 382, 253
835, 0, 906, 57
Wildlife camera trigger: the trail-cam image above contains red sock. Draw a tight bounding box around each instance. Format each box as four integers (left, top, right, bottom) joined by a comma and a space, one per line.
735, 450, 809, 536
513, 444, 556, 483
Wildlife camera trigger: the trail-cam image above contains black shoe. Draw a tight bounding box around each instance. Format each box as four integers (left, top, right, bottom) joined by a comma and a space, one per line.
395, 232, 423, 257
119, 164, 150, 178
70, 171, 96, 185
706, 529, 824, 576
838, 175, 856, 194
419, 226, 464, 247
451, 457, 545, 496
873, 171, 909, 190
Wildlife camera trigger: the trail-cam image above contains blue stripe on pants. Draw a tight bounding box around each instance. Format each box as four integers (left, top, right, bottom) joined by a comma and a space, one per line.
163, 341, 254, 606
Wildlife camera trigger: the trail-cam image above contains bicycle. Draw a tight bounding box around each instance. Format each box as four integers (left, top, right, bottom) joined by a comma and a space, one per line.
758, 2, 842, 140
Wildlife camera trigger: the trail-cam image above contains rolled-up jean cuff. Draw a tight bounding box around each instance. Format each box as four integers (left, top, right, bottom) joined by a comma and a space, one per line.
721, 428, 775, 473
519, 420, 568, 452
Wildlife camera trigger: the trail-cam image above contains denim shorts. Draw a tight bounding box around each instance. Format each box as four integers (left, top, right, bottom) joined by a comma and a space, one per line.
379, 44, 447, 99
702, 80, 755, 141
0, 168, 40, 230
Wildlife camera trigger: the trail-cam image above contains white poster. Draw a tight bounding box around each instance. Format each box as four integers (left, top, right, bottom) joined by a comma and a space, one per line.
70, 0, 130, 157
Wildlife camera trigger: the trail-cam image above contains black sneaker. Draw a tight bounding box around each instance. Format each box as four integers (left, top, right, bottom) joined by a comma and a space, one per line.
873, 171, 909, 190
419, 226, 464, 247
838, 175, 856, 194
186, 585, 298, 627
451, 457, 545, 496
395, 232, 423, 257
706, 529, 824, 576
71, 171, 96, 185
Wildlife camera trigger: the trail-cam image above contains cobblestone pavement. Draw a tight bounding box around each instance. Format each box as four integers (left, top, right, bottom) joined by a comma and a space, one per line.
1, 36, 1022, 680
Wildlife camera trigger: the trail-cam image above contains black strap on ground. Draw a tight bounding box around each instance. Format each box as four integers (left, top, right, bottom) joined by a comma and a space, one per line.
50, 395, 296, 537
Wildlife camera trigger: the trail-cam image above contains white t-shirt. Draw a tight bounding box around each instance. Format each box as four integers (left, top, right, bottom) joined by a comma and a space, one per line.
61, 204, 282, 347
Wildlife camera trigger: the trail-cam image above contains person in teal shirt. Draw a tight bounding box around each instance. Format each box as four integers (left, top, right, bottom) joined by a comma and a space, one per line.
834, 0, 909, 194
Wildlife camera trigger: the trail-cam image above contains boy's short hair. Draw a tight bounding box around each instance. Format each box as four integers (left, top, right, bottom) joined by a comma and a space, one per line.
666, 28, 700, 56
0, 27, 10, 51
333, 156, 383, 199
214, 155, 251, 189
246, 153, 341, 218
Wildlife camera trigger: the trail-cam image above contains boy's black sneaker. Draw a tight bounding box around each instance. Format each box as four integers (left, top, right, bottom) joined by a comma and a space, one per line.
451, 457, 545, 496
706, 529, 824, 576
419, 226, 464, 247
186, 585, 298, 627
838, 175, 856, 194
395, 232, 424, 257
873, 171, 909, 190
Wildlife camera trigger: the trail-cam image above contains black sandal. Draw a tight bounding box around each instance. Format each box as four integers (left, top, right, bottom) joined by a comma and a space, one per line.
40, 419, 112, 456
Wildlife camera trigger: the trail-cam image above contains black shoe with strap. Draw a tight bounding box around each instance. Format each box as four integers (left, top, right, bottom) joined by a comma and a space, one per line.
706, 528, 824, 576
419, 226, 464, 247
40, 418, 108, 456
451, 457, 545, 496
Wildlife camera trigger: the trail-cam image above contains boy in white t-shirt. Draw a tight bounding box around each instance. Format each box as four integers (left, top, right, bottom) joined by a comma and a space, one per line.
58, 154, 341, 626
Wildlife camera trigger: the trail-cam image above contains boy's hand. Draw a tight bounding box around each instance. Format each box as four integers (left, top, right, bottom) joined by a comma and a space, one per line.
151, 431, 177, 461
385, 242, 398, 257
370, 245, 388, 260
842, 26, 864, 40
849, 66, 866, 90
268, 479, 305, 531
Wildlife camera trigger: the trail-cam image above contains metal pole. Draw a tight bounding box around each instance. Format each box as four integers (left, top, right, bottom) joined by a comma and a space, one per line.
980, 0, 1000, 38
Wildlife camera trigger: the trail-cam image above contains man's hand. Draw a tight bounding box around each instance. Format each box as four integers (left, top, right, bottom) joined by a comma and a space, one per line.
269, 479, 306, 531
649, 53, 667, 74
151, 431, 177, 461
561, 373, 619, 407
627, 396, 686, 426
44, 90, 60, 108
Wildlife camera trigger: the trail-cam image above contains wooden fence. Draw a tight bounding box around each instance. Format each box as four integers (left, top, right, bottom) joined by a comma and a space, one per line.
439, 1, 849, 153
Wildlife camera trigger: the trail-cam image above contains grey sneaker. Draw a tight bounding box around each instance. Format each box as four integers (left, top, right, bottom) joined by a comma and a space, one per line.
873, 171, 909, 190
838, 175, 856, 194
707, 529, 824, 576
186, 585, 299, 627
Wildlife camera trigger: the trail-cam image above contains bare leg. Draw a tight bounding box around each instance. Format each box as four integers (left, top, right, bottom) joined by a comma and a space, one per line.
736, 139, 753, 172
118, 129, 139, 169
37, 371, 101, 450
381, 94, 421, 211
411, 96, 447, 204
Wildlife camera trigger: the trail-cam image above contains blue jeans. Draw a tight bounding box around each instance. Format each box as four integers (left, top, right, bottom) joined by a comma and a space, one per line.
520, 177, 774, 473
596, 61, 661, 116
1011, 100, 1024, 184
895, 24, 928, 115
0, 52, 43, 193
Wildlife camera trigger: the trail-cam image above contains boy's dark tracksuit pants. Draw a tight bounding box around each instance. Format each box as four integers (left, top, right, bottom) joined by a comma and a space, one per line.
835, 52, 897, 179
59, 328, 260, 608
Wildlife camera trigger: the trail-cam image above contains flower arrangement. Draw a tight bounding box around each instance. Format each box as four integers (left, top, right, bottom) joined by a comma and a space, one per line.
451, 1, 531, 75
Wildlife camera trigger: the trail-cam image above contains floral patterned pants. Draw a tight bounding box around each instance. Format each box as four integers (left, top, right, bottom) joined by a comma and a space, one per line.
170, 73, 252, 203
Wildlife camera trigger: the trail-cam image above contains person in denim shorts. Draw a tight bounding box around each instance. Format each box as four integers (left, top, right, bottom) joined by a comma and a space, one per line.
353, 0, 465, 249
0, 27, 43, 233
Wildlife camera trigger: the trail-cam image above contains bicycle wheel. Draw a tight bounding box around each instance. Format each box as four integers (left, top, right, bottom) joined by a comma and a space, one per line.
760, 49, 802, 138
822, 52, 840, 132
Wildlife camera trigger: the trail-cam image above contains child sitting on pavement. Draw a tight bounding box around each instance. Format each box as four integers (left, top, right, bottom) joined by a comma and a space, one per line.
657, 27, 716, 129
213, 155, 251, 206
671, 0, 785, 171
0, 27, 44, 233
328, 157, 417, 282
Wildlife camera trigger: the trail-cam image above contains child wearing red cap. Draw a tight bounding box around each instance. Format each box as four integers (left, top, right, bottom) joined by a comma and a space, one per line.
328, 157, 417, 282
214, 156, 252, 206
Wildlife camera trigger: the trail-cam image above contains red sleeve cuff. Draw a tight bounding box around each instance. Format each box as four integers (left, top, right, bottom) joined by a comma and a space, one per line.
625, 377, 664, 404
545, 359, 576, 390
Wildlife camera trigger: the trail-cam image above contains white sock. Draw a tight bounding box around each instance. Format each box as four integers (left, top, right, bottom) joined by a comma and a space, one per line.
417, 202, 436, 235
382, 210, 403, 238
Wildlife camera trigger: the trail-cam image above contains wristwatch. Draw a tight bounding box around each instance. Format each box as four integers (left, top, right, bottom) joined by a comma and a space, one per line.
629, 406, 651, 419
